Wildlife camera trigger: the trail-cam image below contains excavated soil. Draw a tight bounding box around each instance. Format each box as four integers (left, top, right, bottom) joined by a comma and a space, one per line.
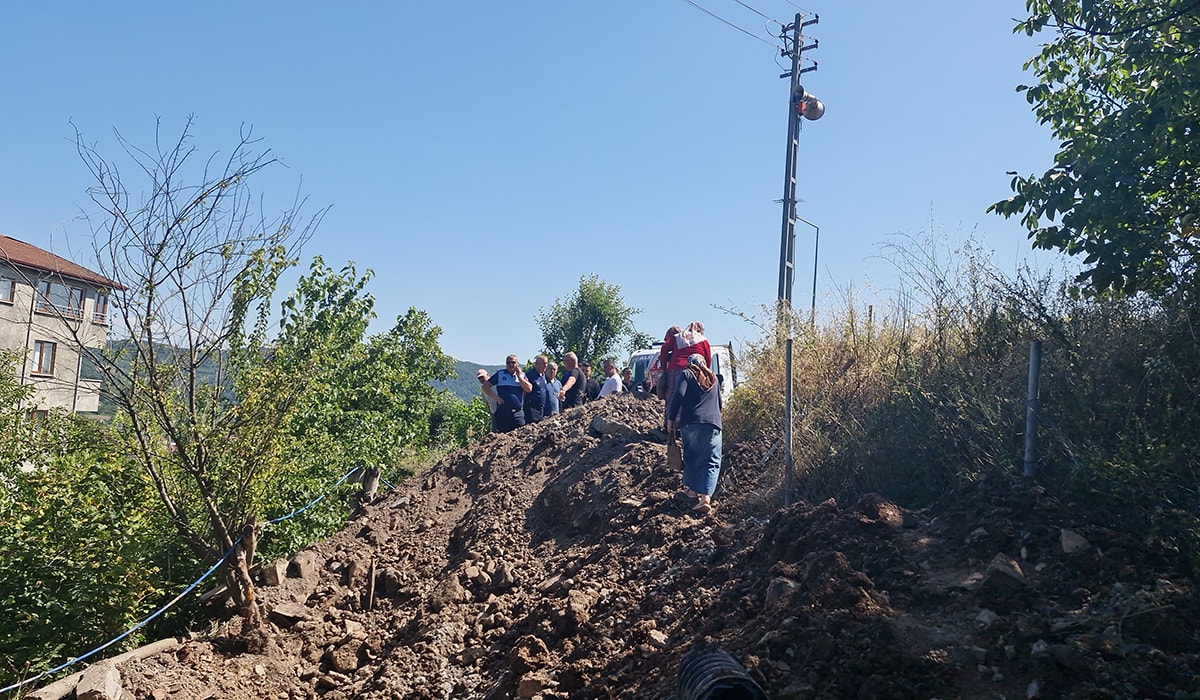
71, 394, 1200, 698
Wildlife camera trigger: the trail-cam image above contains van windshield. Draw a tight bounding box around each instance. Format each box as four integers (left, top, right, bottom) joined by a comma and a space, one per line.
631, 357, 650, 386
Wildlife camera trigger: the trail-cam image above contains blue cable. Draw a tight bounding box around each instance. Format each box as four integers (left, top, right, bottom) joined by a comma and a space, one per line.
265, 466, 361, 525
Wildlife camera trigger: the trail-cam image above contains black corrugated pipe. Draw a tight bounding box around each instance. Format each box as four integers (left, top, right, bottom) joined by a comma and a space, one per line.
676, 641, 768, 700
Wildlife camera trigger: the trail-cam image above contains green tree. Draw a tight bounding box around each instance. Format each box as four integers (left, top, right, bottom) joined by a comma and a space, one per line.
536, 274, 644, 364
0, 353, 160, 686
67, 120, 328, 615
214, 259, 456, 560
989, 1, 1200, 296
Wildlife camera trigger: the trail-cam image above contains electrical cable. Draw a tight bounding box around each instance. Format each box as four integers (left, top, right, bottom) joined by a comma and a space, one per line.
265, 466, 362, 525
728, 0, 776, 22
678, 0, 780, 48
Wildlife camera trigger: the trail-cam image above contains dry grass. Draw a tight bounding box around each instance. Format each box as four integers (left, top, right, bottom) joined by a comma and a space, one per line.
722, 233, 1200, 569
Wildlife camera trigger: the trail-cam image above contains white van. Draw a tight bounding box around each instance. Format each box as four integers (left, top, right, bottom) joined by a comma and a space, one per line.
628, 342, 738, 405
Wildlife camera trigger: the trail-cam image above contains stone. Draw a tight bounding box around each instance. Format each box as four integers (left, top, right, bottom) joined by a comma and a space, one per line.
428, 574, 470, 612
289, 551, 319, 579
493, 561, 516, 589
516, 672, 553, 699
76, 663, 121, 700
564, 589, 594, 629
1060, 529, 1091, 555
509, 635, 550, 674
766, 577, 799, 606
976, 553, 1029, 596
326, 641, 363, 674
589, 415, 634, 437
262, 558, 288, 586
270, 602, 312, 626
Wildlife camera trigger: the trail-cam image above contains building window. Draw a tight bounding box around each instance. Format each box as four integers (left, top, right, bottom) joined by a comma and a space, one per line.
27, 409, 49, 423
35, 281, 53, 313
93, 290, 110, 323
93, 290, 110, 324
35, 281, 85, 319
32, 340, 56, 376
0, 277, 14, 304
67, 286, 85, 318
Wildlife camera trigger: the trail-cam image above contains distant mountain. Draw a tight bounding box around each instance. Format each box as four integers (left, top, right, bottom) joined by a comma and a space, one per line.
95, 343, 498, 412
435, 359, 502, 402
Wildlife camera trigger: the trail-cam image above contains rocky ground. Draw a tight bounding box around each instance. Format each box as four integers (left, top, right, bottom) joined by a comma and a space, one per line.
41, 393, 1200, 699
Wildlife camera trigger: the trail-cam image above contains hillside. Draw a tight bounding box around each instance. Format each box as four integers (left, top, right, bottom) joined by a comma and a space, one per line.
38, 394, 1200, 699
436, 360, 503, 403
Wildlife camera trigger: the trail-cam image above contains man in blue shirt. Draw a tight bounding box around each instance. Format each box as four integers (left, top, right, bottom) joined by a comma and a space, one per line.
545, 361, 562, 415
524, 355, 549, 424
482, 354, 533, 433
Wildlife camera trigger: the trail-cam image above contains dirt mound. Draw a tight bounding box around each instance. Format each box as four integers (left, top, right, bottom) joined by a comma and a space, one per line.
83, 395, 1199, 698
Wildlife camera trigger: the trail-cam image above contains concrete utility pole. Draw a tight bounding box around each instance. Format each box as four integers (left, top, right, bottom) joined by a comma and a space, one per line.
776, 12, 822, 506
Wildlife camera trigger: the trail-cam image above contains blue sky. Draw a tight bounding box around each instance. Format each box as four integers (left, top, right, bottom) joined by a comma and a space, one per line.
1, 2, 1061, 365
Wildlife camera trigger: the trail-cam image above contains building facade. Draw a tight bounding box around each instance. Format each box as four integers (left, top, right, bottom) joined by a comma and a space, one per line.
0, 235, 119, 413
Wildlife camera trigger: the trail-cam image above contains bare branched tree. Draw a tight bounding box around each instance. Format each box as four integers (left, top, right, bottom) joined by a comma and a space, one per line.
66, 118, 326, 620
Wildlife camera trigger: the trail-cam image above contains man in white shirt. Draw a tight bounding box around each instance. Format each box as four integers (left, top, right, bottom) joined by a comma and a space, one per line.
598, 359, 624, 397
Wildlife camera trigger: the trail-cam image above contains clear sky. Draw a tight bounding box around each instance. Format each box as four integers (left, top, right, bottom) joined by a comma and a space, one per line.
0, 1, 1061, 365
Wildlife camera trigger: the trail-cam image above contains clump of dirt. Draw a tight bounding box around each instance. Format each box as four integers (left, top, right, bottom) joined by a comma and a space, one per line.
92, 394, 1200, 698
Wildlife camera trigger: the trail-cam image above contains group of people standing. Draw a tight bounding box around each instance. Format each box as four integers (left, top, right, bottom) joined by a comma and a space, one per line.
476, 352, 632, 434
475, 319, 723, 515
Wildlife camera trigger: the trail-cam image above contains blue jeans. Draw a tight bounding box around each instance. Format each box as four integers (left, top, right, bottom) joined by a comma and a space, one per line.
681, 423, 722, 496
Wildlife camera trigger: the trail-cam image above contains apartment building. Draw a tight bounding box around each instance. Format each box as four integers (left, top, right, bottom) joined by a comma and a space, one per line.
0, 234, 120, 413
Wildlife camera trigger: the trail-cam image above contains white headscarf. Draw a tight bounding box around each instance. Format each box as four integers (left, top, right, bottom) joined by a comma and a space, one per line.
676, 321, 706, 349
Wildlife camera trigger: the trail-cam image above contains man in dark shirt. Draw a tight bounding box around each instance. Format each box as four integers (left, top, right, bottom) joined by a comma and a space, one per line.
524, 355, 549, 424
581, 362, 601, 402
558, 352, 587, 410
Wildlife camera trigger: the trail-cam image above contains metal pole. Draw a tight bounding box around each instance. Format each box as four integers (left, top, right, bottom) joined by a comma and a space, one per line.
777, 14, 803, 506
783, 337, 794, 505
1023, 340, 1042, 477
796, 216, 819, 325
776, 15, 803, 305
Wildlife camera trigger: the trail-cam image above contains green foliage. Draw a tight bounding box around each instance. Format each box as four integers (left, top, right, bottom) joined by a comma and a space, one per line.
536, 274, 644, 365
726, 230, 1200, 569
0, 357, 160, 686
75, 122, 324, 566
990, 1, 1200, 295
75, 124, 457, 588
226, 259, 455, 561
428, 392, 492, 449
0, 351, 35, 468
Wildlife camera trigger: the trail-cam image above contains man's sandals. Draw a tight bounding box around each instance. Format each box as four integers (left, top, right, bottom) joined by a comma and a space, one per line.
673, 488, 699, 502
675, 488, 712, 514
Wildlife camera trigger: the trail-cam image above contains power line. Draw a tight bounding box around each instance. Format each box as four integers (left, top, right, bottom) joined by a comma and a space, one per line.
679, 0, 779, 47
783, 0, 815, 12
728, 0, 777, 23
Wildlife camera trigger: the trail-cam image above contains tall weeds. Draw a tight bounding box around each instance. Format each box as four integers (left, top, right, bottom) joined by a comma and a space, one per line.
724, 232, 1200, 568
